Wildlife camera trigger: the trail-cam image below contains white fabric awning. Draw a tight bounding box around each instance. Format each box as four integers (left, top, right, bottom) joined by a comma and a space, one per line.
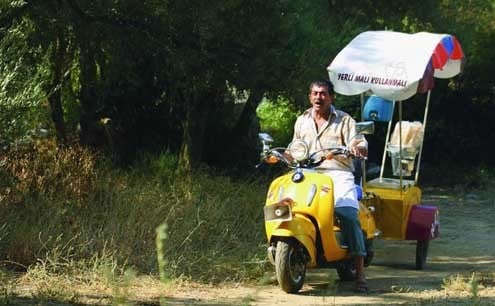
327, 31, 465, 101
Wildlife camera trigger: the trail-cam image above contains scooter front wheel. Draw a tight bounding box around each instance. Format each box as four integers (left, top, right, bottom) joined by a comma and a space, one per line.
275, 240, 306, 293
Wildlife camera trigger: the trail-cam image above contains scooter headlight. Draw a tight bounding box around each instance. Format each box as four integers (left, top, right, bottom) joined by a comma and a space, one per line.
288, 140, 309, 162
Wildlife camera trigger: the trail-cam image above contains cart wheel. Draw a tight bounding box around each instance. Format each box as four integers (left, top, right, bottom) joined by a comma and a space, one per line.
415, 240, 429, 270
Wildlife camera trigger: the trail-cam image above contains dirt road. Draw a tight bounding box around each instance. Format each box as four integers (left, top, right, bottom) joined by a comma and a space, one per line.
163, 189, 495, 305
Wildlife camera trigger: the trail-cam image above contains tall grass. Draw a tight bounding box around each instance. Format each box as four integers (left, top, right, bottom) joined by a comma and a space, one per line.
0, 141, 268, 283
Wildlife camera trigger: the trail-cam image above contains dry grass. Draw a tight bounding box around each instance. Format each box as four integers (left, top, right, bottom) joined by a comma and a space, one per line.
0, 142, 268, 285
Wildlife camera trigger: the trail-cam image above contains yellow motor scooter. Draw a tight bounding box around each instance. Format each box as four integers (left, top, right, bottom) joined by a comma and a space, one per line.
258, 122, 378, 293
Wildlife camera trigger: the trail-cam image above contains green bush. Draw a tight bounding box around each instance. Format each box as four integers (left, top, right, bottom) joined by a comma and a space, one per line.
256, 97, 298, 146
419, 162, 495, 190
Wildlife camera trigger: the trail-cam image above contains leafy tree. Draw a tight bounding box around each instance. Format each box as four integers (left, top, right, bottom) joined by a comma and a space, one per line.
1, 0, 494, 170
0, 1, 53, 146
418, 0, 495, 164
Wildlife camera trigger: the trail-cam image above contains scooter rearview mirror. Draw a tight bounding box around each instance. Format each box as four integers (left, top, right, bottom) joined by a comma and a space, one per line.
356, 121, 375, 135
258, 133, 274, 143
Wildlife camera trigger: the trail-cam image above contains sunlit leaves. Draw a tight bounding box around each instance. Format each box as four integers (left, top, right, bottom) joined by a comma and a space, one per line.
257, 97, 298, 146
0, 0, 27, 10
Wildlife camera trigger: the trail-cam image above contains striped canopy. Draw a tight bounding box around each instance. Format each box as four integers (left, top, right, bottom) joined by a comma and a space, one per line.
327, 31, 465, 101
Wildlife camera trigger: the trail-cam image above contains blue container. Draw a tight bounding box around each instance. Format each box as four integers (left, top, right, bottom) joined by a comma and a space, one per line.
363, 95, 393, 122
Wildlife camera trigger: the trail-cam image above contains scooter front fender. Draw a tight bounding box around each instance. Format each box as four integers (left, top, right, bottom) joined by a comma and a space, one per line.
267, 214, 317, 267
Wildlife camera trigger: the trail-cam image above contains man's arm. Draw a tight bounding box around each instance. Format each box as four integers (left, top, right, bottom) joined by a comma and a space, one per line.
345, 116, 368, 158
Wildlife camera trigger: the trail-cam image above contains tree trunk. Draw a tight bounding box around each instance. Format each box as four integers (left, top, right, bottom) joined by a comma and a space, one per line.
78, 31, 99, 146
47, 86, 66, 145
192, 87, 224, 162
176, 85, 227, 173
178, 115, 193, 175
231, 88, 264, 141
177, 90, 193, 175
45, 4, 67, 145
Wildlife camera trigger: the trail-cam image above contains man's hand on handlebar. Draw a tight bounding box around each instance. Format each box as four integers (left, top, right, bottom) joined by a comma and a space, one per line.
324, 146, 367, 160
282, 152, 294, 163
351, 145, 368, 159
349, 137, 368, 159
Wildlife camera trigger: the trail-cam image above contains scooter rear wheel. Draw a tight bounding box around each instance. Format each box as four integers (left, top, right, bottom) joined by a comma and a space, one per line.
337, 259, 357, 281
275, 240, 306, 293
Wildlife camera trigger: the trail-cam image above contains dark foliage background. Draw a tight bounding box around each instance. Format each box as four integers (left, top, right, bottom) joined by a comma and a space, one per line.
1, 0, 493, 174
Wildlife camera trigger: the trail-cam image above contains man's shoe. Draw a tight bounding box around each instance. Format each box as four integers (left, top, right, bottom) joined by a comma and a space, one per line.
354, 279, 369, 293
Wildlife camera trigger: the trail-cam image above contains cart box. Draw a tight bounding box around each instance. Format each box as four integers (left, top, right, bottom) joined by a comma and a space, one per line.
405, 205, 439, 240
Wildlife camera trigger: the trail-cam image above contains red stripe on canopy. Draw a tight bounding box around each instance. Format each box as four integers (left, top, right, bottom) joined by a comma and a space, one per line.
432, 43, 449, 69
451, 37, 464, 60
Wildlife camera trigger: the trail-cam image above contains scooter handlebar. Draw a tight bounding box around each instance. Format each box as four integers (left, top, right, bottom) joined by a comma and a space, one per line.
257, 146, 364, 169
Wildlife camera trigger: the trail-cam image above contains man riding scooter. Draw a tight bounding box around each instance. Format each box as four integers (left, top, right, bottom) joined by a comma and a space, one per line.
285, 80, 369, 293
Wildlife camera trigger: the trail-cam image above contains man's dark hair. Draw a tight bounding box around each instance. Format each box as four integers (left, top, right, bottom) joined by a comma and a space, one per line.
309, 80, 334, 94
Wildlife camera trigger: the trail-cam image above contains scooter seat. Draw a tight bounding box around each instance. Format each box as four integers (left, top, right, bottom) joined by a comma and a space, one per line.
355, 184, 363, 201
334, 226, 349, 249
